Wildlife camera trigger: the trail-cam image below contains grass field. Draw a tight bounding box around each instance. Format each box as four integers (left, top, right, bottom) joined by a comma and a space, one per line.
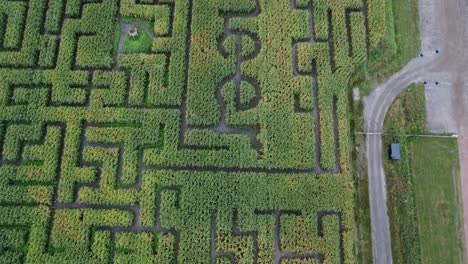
385, 136, 465, 264
412, 138, 465, 264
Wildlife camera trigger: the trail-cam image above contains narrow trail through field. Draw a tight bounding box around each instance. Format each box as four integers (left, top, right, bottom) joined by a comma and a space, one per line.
363, 0, 467, 262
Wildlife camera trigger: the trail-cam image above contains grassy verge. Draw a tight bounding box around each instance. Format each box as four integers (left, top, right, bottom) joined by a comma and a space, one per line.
392, 0, 420, 68
352, 132, 373, 264
382, 84, 465, 263
384, 84, 426, 134
384, 135, 421, 263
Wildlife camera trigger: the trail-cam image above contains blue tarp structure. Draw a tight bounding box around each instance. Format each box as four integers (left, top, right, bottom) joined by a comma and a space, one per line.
390, 143, 400, 160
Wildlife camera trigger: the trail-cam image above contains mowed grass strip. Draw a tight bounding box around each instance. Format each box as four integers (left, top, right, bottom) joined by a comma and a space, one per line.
411, 138, 465, 264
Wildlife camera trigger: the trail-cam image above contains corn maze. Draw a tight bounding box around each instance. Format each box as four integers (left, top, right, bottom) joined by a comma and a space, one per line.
0, 0, 385, 263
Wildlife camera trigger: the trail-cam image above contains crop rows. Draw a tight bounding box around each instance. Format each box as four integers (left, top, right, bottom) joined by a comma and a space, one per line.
0, 0, 386, 262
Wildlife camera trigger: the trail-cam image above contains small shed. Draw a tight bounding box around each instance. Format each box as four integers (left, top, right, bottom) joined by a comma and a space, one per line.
389, 143, 400, 160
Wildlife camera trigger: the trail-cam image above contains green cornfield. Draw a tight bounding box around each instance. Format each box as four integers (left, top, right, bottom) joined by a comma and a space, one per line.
0, 0, 386, 262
